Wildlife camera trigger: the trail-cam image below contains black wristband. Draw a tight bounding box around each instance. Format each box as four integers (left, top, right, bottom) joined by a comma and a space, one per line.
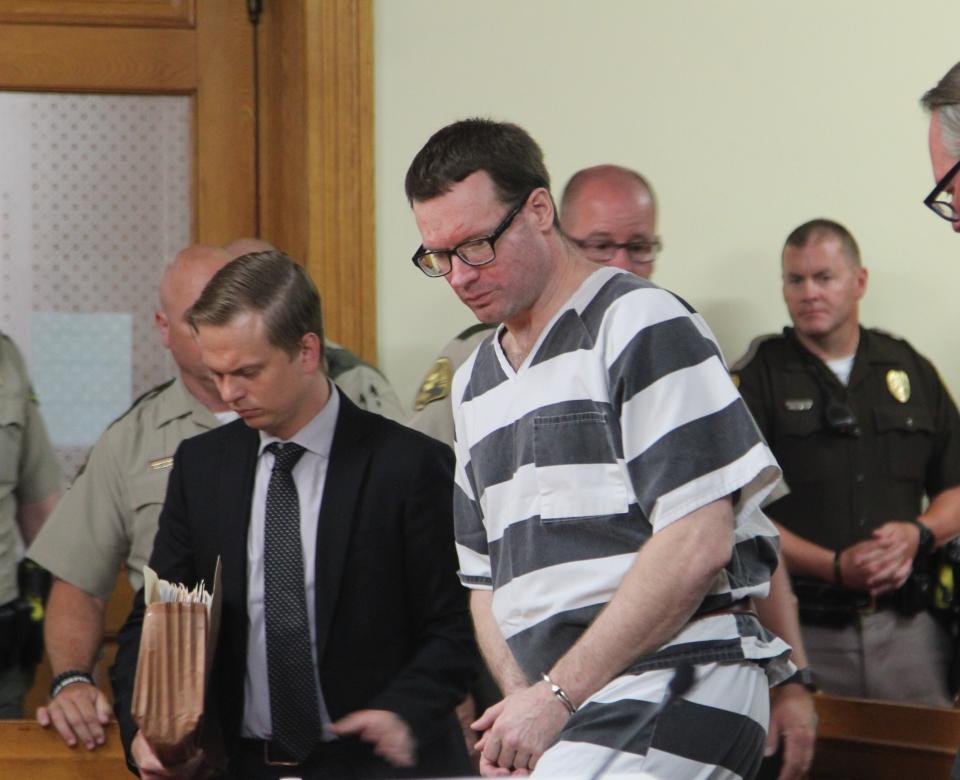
833, 550, 844, 587
913, 519, 935, 557
49, 669, 94, 699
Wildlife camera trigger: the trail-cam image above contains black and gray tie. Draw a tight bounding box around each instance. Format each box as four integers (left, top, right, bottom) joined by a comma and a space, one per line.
263, 441, 321, 761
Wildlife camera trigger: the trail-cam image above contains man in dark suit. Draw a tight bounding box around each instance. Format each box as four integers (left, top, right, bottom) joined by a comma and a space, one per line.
111, 250, 476, 780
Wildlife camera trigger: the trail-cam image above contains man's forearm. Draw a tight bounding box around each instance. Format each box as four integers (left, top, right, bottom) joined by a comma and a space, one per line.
775, 521, 835, 583
549, 498, 735, 707
45, 578, 106, 675
470, 590, 529, 695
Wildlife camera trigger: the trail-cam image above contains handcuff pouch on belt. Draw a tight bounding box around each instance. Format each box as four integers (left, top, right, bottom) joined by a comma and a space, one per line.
0, 560, 53, 670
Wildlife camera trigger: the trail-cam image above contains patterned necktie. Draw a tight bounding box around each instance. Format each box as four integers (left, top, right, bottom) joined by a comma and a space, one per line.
263, 442, 321, 761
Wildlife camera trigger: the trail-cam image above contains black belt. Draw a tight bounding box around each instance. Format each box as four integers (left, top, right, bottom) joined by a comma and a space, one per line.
237, 736, 355, 768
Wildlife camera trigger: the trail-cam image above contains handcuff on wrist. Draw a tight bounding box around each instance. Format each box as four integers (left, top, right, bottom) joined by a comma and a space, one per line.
541, 672, 577, 715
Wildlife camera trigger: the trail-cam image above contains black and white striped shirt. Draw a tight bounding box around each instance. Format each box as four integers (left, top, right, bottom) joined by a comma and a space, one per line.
452, 268, 790, 681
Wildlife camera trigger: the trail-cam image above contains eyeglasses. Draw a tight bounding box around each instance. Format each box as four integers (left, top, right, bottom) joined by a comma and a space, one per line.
924, 157, 960, 222
412, 191, 533, 278
567, 235, 662, 264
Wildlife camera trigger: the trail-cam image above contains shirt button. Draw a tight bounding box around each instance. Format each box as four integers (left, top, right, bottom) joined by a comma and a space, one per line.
906, 417, 914, 427
859, 517, 868, 526
855, 474, 865, 483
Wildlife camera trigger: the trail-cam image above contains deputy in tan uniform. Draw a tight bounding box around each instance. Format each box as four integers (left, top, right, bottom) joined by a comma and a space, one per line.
0, 333, 60, 718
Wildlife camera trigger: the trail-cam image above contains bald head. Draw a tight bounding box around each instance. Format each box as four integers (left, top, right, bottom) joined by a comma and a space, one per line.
560, 165, 659, 278
223, 237, 276, 260
156, 245, 231, 405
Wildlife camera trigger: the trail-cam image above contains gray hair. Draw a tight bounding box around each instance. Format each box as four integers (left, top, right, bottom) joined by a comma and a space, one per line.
922, 62, 960, 157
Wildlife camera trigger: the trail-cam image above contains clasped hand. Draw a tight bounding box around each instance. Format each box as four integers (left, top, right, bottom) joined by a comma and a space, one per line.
838, 520, 920, 596
471, 681, 570, 776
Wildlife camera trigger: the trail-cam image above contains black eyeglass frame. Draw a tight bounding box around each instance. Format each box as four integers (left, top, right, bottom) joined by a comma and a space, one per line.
411, 191, 534, 278
566, 234, 663, 263
924, 157, 960, 222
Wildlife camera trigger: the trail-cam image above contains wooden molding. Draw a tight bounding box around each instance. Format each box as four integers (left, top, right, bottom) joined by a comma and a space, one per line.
0, 0, 193, 28
0, 24, 194, 91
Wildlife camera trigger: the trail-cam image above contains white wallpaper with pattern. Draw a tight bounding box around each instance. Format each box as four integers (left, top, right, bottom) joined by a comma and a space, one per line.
0, 93, 191, 481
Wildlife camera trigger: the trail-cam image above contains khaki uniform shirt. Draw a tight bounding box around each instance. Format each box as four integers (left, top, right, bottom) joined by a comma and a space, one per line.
326, 340, 405, 422
0, 334, 61, 606
28, 377, 218, 598
406, 324, 496, 447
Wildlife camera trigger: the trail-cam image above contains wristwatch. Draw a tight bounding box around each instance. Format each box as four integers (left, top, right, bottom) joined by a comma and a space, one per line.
913, 519, 935, 557
782, 667, 817, 692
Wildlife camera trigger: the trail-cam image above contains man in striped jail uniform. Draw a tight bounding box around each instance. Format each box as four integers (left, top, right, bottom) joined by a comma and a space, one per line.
405, 118, 793, 779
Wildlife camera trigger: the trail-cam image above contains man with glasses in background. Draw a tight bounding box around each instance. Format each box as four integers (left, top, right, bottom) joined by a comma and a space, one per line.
923, 61, 960, 230
405, 118, 793, 778
732, 218, 960, 706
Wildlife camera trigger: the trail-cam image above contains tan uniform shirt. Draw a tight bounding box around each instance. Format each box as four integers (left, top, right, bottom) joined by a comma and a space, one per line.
0, 334, 61, 606
406, 325, 496, 447
28, 341, 402, 599
27, 377, 218, 598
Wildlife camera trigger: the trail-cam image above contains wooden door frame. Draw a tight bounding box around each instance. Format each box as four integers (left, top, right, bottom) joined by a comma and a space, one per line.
257, 0, 377, 364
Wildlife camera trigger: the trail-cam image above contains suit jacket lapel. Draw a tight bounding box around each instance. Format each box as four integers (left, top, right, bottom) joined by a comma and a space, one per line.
314, 394, 375, 665
217, 421, 260, 617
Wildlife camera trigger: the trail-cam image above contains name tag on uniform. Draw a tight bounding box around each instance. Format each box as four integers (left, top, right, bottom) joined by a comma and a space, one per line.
783, 398, 814, 411
148, 456, 174, 471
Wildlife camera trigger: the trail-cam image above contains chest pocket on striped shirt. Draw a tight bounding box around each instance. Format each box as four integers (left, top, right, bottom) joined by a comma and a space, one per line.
533, 411, 629, 522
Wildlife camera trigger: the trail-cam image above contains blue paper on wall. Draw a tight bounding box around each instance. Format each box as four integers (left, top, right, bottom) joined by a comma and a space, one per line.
31, 312, 132, 447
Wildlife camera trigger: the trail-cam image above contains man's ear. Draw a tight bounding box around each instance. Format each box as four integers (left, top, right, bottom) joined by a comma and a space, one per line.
155, 310, 170, 348
527, 187, 557, 233
300, 332, 323, 372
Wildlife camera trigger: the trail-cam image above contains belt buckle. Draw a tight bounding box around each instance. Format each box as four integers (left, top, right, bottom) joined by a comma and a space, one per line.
859, 595, 878, 616
263, 740, 301, 767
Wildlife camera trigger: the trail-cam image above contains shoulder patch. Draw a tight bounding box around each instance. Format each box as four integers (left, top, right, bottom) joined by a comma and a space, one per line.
413, 357, 453, 411
456, 322, 497, 342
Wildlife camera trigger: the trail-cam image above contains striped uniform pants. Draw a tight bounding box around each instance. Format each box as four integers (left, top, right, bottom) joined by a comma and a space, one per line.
533, 661, 769, 780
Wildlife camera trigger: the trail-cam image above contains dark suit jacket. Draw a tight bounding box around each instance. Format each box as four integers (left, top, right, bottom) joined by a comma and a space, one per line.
111, 393, 477, 776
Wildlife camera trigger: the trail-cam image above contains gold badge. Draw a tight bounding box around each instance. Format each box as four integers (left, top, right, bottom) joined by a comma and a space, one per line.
730, 373, 740, 388
886, 369, 910, 403
413, 357, 453, 411
149, 456, 174, 471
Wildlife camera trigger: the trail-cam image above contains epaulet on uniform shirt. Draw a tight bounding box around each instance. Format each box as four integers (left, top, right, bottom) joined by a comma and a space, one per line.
106, 378, 176, 433
325, 342, 389, 381
729, 333, 781, 375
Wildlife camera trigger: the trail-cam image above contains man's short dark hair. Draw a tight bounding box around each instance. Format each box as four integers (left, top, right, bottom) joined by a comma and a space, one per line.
404, 118, 557, 223
783, 219, 861, 267
186, 250, 324, 355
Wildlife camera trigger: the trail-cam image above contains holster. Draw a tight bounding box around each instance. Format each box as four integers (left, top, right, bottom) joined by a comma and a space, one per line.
0, 599, 33, 670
